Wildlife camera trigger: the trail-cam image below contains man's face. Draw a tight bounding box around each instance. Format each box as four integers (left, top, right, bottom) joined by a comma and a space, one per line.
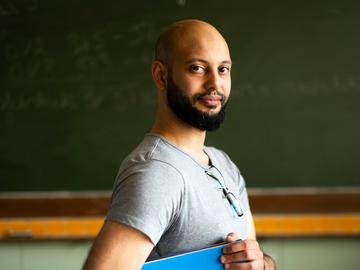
165, 33, 232, 131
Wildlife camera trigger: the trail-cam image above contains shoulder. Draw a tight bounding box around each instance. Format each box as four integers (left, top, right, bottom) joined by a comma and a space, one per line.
113, 135, 186, 192
114, 160, 185, 195
119, 134, 187, 174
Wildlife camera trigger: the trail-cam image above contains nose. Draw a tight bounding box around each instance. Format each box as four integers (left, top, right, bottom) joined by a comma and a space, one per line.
204, 69, 221, 93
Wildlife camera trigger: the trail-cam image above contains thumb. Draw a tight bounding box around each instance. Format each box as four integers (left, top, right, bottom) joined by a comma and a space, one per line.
225, 232, 238, 243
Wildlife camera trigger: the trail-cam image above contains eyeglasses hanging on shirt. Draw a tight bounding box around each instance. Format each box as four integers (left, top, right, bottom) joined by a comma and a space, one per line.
205, 165, 244, 217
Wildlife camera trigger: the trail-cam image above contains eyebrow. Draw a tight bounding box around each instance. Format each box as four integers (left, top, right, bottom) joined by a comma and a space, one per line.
184, 58, 232, 66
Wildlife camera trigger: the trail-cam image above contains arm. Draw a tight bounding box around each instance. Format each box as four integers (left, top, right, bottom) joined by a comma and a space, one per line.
221, 209, 276, 270
82, 220, 154, 270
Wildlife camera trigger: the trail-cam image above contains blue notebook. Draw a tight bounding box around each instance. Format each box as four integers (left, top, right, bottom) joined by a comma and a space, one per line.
141, 243, 226, 270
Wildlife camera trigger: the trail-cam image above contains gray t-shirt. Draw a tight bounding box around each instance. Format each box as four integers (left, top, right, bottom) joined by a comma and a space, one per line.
106, 133, 250, 260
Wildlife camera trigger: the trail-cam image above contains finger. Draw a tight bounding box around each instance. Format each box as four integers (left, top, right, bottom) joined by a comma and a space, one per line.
225, 232, 238, 243
224, 260, 265, 270
221, 249, 263, 264
223, 261, 253, 270
223, 239, 260, 254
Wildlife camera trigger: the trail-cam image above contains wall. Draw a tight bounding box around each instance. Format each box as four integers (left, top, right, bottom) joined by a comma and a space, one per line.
0, 238, 359, 270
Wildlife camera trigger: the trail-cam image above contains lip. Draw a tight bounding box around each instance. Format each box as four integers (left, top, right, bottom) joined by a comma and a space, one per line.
199, 95, 222, 106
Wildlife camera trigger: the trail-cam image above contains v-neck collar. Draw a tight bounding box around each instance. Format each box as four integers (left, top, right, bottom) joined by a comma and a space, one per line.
146, 133, 213, 170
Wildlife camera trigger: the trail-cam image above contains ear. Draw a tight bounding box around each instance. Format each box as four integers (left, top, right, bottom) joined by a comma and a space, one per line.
151, 60, 168, 90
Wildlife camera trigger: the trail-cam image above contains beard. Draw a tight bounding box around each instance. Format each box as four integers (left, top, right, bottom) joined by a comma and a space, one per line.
166, 76, 227, 131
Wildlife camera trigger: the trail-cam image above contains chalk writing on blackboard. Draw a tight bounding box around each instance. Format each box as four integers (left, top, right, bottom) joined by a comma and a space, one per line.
4, 36, 55, 81
230, 79, 360, 98
0, 0, 38, 16
67, 31, 109, 80
0, 79, 357, 112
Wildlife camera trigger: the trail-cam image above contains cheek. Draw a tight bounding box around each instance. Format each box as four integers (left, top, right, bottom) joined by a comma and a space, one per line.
223, 78, 231, 96
182, 77, 203, 94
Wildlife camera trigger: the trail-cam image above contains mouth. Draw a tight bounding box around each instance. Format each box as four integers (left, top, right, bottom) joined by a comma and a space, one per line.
198, 95, 223, 108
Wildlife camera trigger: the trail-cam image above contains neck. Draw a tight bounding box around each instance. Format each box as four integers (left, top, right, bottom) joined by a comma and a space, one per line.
151, 107, 209, 165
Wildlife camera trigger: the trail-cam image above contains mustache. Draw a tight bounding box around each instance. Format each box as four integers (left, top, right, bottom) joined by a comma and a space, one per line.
194, 91, 226, 102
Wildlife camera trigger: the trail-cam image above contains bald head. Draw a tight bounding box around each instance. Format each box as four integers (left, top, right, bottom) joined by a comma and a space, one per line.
155, 20, 230, 68
151, 20, 232, 132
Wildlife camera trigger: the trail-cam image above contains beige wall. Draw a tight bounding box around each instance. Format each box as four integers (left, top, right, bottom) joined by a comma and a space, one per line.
0, 238, 359, 270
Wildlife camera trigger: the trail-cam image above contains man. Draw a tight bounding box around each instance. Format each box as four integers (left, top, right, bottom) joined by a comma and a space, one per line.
83, 19, 276, 270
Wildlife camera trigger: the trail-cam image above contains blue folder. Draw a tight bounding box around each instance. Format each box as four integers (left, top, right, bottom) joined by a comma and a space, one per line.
141, 243, 226, 270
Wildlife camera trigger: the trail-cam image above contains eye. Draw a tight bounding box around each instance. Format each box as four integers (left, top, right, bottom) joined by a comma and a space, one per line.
190, 65, 206, 73
218, 66, 230, 75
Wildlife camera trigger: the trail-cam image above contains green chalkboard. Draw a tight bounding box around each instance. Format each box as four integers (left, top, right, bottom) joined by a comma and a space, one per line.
1, 0, 359, 191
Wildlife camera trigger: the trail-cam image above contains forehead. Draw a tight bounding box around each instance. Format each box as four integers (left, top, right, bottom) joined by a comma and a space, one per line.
172, 29, 231, 64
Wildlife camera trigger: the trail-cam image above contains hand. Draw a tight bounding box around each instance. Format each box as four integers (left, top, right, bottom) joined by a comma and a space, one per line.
220, 233, 265, 270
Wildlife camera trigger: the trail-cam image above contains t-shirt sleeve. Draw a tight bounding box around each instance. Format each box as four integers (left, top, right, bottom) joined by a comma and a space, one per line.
106, 160, 184, 245
236, 169, 250, 212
